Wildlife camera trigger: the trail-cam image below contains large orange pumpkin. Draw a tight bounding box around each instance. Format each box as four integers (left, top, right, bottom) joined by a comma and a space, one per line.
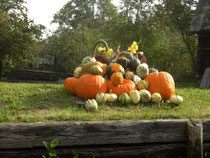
75, 74, 107, 99
107, 79, 137, 96
64, 77, 78, 95
144, 71, 175, 100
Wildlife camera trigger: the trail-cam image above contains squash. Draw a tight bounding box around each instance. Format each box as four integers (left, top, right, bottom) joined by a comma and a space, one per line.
117, 56, 130, 70
81, 56, 96, 64
81, 61, 103, 75
137, 80, 149, 90
96, 93, 106, 104
106, 63, 125, 79
107, 79, 137, 96
125, 71, 134, 80
73, 67, 82, 78
169, 95, 183, 104
133, 75, 141, 85
136, 63, 149, 79
129, 90, 140, 104
111, 72, 123, 86
129, 56, 141, 71
118, 51, 133, 60
151, 92, 162, 103
118, 92, 131, 104
139, 89, 151, 103
90, 65, 103, 75
149, 68, 158, 74
144, 72, 175, 100
75, 74, 107, 99
105, 93, 118, 103
84, 99, 98, 111
64, 77, 78, 95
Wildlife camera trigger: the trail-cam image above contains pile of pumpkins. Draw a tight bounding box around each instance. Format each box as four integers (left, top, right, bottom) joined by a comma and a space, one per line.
64, 51, 183, 111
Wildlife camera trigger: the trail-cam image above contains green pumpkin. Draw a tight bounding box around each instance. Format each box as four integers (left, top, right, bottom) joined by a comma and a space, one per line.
136, 63, 149, 79
129, 56, 141, 71
118, 51, 133, 60
90, 65, 103, 75
117, 57, 130, 70
139, 89, 151, 103
149, 68, 158, 74
118, 92, 131, 104
81, 56, 96, 64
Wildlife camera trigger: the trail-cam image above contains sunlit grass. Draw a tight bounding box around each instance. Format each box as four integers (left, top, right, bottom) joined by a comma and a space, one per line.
0, 80, 209, 123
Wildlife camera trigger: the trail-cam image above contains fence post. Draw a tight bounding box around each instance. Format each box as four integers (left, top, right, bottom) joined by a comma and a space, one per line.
187, 119, 203, 158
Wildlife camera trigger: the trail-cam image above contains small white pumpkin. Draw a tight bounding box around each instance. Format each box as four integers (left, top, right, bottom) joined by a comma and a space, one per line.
151, 92, 162, 103
169, 95, 183, 104
73, 67, 82, 78
96, 93, 106, 104
84, 99, 98, 111
137, 80, 149, 90
105, 93, 118, 103
125, 71, 134, 80
129, 90, 140, 104
133, 75, 141, 85
139, 89, 151, 103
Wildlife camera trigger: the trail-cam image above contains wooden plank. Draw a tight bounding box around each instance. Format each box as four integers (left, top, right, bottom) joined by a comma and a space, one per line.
202, 120, 210, 142
187, 120, 203, 158
0, 120, 187, 149
0, 143, 187, 158
200, 67, 210, 88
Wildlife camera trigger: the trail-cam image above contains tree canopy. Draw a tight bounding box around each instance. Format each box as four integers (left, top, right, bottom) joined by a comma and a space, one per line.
0, 0, 44, 77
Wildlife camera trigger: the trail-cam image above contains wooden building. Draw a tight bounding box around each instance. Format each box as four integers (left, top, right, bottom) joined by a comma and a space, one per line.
190, 0, 210, 79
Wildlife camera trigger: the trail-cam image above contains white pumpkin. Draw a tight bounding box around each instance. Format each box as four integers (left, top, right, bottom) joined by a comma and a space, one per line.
133, 75, 141, 85
125, 71, 134, 80
73, 67, 82, 78
151, 92, 162, 103
96, 93, 106, 104
129, 90, 140, 104
169, 95, 183, 104
84, 99, 98, 111
105, 93, 118, 103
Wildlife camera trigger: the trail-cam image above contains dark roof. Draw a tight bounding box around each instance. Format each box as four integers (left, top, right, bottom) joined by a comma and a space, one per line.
190, 0, 210, 33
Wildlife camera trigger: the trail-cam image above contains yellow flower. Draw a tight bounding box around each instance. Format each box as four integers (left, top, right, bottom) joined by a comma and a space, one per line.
128, 41, 138, 54
98, 47, 106, 52
104, 48, 113, 58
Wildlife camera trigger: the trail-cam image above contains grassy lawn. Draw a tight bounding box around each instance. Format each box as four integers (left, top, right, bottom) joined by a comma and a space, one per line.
0, 80, 209, 123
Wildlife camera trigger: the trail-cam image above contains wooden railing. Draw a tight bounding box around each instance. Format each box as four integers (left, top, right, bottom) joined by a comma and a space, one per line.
7, 69, 72, 81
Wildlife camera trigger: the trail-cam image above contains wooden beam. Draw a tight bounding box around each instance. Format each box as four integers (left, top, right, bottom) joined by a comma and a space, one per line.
187, 120, 203, 158
0, 120, 187, 149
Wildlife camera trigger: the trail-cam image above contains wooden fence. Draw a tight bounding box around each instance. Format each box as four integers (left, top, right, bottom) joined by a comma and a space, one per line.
0, 119, 209, 158
7, 69, 72, 81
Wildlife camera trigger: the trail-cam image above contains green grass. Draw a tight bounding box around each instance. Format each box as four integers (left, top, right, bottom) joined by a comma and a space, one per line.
0, 80, 209, 123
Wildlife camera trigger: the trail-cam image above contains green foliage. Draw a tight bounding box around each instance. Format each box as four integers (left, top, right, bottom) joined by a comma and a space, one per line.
0, 0, 45, 77
42, 139, 60, 158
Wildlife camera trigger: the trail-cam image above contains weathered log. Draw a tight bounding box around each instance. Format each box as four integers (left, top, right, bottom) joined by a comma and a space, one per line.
0, 120, 187, 149
187, 119, 203, 158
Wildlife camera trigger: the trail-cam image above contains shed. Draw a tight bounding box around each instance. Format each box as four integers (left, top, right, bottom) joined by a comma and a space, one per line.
190, 0, 210, 81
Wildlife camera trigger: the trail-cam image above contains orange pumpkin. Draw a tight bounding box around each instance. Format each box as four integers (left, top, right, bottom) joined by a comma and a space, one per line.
111, 72, 123, 86
144, 71, 175, 100
107, 79, 137, 96
75, 74, 107, 99
64, 77, 78, 95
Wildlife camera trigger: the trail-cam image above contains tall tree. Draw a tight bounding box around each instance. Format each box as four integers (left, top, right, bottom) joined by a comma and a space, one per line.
0, 0, 44, 78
